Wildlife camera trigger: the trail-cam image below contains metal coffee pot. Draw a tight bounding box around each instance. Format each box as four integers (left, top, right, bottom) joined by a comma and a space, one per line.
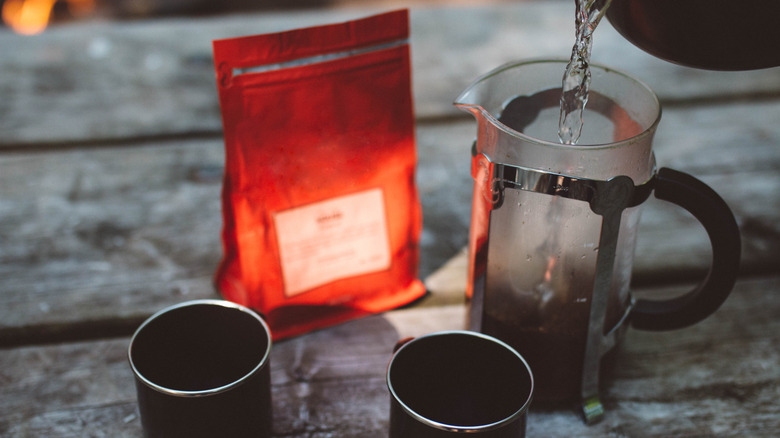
605, 0, 780, 70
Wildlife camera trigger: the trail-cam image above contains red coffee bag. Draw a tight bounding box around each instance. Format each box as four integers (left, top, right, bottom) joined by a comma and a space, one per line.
212, 10, 425, 340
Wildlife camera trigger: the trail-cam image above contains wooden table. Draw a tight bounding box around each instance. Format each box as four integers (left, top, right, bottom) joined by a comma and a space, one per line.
1, 1, 779, 436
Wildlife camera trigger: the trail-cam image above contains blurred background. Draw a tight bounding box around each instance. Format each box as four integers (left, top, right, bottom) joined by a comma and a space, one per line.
1, 0, 537, 35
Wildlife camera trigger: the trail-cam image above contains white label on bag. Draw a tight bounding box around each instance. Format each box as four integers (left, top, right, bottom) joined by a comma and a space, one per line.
274, 188, 391, 297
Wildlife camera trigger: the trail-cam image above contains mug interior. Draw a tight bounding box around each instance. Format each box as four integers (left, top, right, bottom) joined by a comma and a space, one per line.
129, 300, 271, 394
388, 331, 533, 429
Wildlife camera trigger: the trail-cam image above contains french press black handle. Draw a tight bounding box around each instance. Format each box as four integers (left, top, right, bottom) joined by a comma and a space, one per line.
631, 167, 741, 331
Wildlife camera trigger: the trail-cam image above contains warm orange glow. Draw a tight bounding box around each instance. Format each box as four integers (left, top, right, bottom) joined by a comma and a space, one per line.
2, 0, 57, 35
543, 255, 556, 283
65, 0, 94, 19
2, 0, 95, 35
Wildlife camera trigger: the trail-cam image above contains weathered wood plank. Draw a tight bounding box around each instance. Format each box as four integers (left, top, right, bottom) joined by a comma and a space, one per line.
1, 2, 776, 436
0, 1, 778, 147
1, 98, 778, 344
1, 276, 777, 437
0, 139, 225, 346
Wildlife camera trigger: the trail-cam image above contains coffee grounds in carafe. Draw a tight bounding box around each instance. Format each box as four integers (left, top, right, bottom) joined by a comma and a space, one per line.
482, 311, 587, 402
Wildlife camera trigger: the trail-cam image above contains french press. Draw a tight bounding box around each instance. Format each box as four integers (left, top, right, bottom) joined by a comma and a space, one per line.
456, 59, 741, 423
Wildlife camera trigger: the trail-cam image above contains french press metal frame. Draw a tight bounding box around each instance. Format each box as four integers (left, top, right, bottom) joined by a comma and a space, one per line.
478, 153, 741, 423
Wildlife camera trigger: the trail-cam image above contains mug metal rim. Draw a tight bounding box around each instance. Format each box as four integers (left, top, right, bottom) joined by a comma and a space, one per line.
454, 57, 663, 149
386, 330, 534, 433
128, 299, 272, 398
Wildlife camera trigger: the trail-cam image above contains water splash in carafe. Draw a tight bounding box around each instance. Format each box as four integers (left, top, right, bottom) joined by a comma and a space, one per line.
558, 0, 612, 145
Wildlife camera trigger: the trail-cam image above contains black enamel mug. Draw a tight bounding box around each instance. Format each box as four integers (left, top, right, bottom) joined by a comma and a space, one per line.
128, 300, 272, 438
387, 331, 534, 437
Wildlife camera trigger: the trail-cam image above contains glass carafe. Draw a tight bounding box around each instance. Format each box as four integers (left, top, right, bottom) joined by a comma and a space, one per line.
456, 59, 741, 422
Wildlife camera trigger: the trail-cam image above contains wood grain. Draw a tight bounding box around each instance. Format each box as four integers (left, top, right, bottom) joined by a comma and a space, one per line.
0, 1, 777, 435
0, 2, 778, 147
1, 277, 777, 437
1, 98, 779, 345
